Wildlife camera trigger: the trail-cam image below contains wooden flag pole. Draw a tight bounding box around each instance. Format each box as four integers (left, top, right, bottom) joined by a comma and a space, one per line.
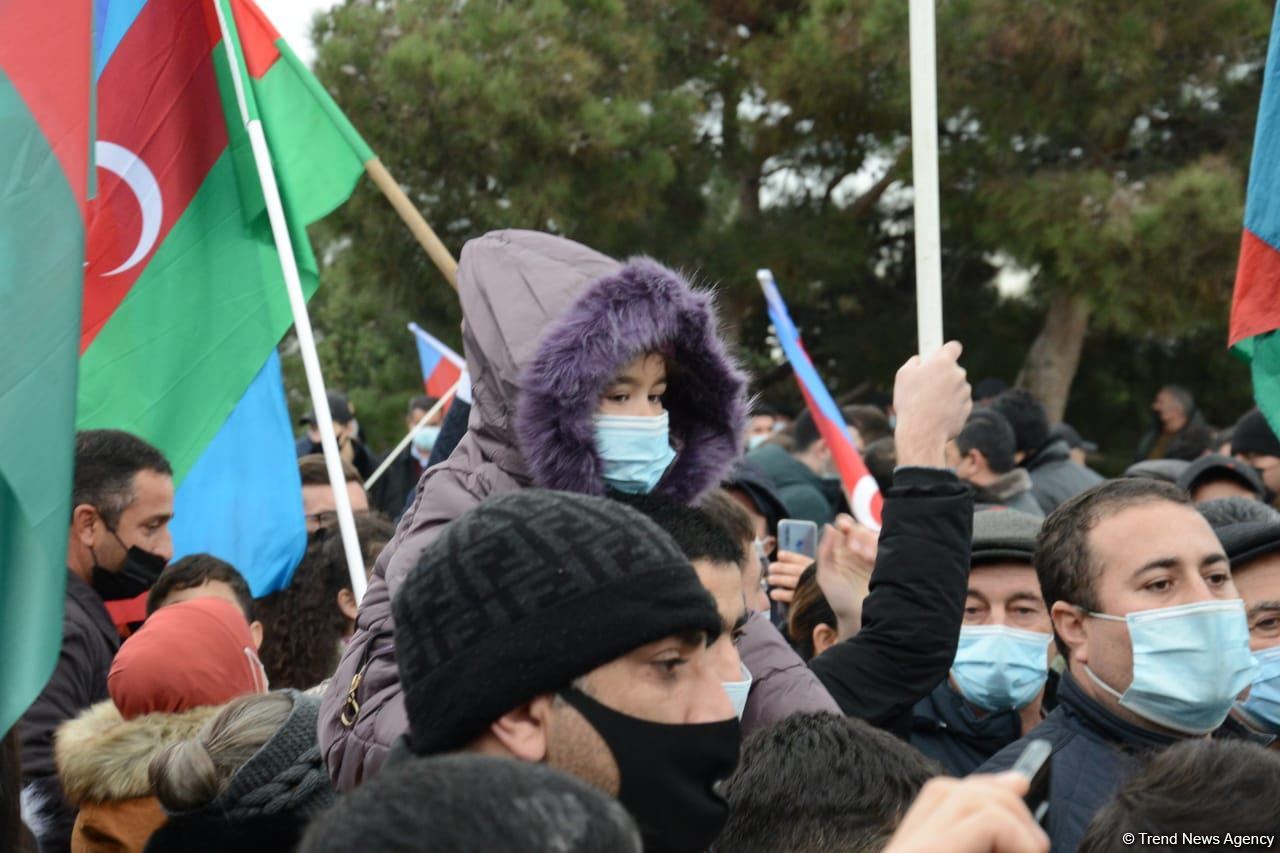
909, 0, 944, 358
364, 159, 459, 289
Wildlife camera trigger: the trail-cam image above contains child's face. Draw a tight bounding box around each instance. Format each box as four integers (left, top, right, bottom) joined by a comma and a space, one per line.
598, 353, 667, 418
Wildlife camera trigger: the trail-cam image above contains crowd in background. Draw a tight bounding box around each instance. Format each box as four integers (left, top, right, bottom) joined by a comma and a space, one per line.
4, 230, 1280, 853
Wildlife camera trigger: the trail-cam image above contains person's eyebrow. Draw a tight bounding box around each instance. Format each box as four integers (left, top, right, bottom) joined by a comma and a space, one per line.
965, 590, 990, 605
1007, 591, 1044, 606
1247, 600, 1280, 619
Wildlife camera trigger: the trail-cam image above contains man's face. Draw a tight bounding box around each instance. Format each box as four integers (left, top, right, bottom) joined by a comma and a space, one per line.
1231, 554, 1280, 652
746, 415, 776, 441
964, 562, 1051, 633
153, 579, 263, 649
86, 469, 175, 570
1238, 452, 1280, 496
1191, 477, 1259, 504
407, 406, 442, 431
1153, 390, 1188, 432
724, 488, 775, 556
945, 441, 982, 483
1062, 502, 1238, 723
544, 631, 734, 795
302, 481, 370, 533
692, 560, 748, 683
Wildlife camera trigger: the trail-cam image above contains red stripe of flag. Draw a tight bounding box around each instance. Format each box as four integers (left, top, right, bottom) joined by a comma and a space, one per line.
1230, 229, 1280, 347
229, 0, 283, 78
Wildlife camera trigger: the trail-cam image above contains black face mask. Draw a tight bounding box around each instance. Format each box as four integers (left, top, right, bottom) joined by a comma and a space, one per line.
559, 686, 740, 853
90, 528, 167, 602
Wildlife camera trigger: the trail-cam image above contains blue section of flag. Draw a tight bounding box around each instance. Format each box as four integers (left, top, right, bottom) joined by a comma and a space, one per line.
413, 327, 445, 378
1245, 2, 1280, 249
759, 271, 851, 435
170, 350, 306, 597
93, 0, 148, 81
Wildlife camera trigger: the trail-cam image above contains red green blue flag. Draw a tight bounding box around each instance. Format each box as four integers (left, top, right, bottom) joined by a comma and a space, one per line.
758, 270, 884, 531
0, 0, 92, 736
81, 0, 374, 596
1232, 1, 1280, 433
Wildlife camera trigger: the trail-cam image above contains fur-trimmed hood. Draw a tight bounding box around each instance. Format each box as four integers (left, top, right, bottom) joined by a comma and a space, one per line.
55, 701, 218, 804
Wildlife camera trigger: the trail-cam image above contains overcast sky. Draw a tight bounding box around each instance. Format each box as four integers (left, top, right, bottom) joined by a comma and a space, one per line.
257, 0, 338, 66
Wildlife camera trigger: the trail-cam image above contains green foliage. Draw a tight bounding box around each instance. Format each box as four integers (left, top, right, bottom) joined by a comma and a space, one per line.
290, 0, 1274, 456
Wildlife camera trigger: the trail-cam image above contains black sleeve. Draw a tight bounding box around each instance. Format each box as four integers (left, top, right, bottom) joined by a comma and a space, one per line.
808, 467, 973, 737
427, 399, 471, 468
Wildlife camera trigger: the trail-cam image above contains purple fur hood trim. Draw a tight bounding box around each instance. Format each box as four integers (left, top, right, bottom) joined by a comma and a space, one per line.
517, 257, 748, 503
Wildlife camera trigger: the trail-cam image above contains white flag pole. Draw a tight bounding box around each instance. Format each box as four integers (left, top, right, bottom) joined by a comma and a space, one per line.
363, 379, 460, 491
909, 0, 944, 358
214, 0, 367, 603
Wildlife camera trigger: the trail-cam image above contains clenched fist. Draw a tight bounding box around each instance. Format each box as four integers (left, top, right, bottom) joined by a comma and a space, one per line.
893, 340, 972, 468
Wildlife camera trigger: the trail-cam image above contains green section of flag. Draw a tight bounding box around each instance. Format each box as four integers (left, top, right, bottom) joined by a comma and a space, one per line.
1237, 331, 1280, 439
77, 32, 369, 484
0, 73, 83, 737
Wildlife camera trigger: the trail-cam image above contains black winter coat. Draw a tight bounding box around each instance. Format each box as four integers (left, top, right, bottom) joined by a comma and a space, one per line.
19, 571, 120, 853
911, 681, 1025, 776
808, 467, 973, 738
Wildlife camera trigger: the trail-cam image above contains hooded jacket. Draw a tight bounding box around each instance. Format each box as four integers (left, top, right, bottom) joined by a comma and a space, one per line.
746, 443, 837, 527
970, 468, 1044, 517
319, 231, 747, 789
55, 702, 218, 853
1024, 438, 1104, 514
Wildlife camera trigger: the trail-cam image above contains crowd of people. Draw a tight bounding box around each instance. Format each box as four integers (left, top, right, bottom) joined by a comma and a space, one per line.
4, 229, 1280, 852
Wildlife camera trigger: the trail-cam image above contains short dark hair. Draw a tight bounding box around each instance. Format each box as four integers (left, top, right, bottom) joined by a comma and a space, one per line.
297, 453, 361, 487
699, 489, 757, 549
954, 409, 1018, 474
787, 565, 836, 662
842, 405, 892, 446
146, 554, 254, 620
719, 712, 939, 853
298, 753, 641, 853
863, 437, 896, 492
791, 409, 822, 452
990, 389, 1051, 456
622, 494, 745, 567
1198, 496, 1280, 529
1079, 739, 1280, 853
1036, 479, 1191, 656
409, 395, 437, 414
73, 430, 172, 527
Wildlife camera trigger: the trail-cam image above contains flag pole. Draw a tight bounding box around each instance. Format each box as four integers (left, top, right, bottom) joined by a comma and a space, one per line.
363, 379, 460, 491
214, 0, 367, 603
909, 0, 944, 358
364, 159, 459, 289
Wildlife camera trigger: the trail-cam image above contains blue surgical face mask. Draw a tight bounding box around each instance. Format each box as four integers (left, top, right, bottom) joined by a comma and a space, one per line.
1084, 599, 1259, 735
747, 433, 770, 451
412, 425, 441, 452
593, 413, 677, 495
950, 625, 1052, 712
722, 663, 753, 720
1237, 645, 1280, 733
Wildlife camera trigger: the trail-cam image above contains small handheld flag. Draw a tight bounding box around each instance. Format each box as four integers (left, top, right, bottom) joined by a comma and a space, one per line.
409, 322, 467, 399
758, 270, 884, 531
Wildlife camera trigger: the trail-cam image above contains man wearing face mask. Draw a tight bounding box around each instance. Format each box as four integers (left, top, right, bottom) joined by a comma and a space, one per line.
370, 394, 443, 519
979, 479, 1261, 851
912, 509, 1055, 776
18, 429, 174, 853
1212, 520, 1280, 745
389, 490, 739, 853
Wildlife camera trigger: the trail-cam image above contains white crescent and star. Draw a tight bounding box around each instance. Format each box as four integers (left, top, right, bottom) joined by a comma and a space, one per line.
94, 140, 163, 277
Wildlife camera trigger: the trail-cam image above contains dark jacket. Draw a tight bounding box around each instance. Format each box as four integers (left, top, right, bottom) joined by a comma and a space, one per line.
746, 443, 836, 527
971, 469, 1044, 517
1024, 439, 1104, 514
911, 680, 1029, 777
295, 435, 376, 481
320, 231, 747, 790
978, 672, 1266, 853
20, 571, 121, 853
368, 450, 425, 521
808, 468, 973, 738
737, 612, 840, 736
1135, 409, 1212, 462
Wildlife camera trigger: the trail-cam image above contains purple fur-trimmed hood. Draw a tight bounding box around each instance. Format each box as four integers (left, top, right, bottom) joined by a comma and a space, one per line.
517, 258, 747, 502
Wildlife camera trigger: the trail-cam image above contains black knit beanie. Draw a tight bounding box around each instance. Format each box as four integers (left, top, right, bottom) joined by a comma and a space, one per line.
392, 489, 722, 756
1232, 409, 1280, 458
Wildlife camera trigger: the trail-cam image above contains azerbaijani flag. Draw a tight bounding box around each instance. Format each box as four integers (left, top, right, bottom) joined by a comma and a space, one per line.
758, 270, 884, 531
409, 322, 466, 399
1232, 1, 1280, 432
80, 0, 374, 596
0, 0, 91, 736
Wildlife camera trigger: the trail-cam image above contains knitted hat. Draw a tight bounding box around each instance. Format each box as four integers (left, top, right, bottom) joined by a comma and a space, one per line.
1177, 454, 1266, 500
1232, 410, 1280, 458
1215, 520, 1280, 570
212, 691, 335, 821
971, 508, 1043, 566
108, 598, 268, 720
392, 489, 721, 756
